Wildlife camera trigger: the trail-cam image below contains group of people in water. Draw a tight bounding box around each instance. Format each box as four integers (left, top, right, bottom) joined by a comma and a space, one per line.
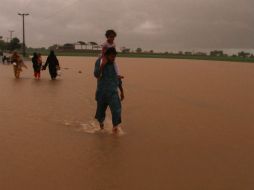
8, 29, 125, 134
9, 50, 60, 80
32, 51, 60, 80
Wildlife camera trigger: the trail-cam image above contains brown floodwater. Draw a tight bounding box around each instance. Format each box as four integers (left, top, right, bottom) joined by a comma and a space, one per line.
0, 57, 253, 190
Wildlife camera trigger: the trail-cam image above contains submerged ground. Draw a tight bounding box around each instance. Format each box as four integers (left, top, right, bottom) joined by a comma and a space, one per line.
0, 57, 253, 190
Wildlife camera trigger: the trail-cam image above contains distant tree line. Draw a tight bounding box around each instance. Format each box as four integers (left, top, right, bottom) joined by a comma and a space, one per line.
0, 37, 22, 51
163, 50, 254, 58
25, 38, 254, 59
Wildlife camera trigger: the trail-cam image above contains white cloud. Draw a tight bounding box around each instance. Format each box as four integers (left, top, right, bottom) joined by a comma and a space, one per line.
133, 21, 163, 34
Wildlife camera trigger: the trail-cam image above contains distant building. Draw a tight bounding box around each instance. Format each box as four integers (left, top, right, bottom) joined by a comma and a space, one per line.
184, 52, 192, 56
49, 42, 102, 51
58, 43, 75, 51
194, 52, 207, 56
48, 43, 75, 51
238, 51, 251, 58
210, 50, 224, 57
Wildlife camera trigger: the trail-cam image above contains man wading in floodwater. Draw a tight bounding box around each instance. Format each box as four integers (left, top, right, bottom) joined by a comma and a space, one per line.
94, 47, 125, 134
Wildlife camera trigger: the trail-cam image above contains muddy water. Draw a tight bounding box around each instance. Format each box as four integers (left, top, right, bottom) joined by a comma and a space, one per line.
0, 57, 253, 190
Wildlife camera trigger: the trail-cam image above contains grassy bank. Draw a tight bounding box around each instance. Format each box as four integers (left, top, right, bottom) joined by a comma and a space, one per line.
26, 50, 254, 63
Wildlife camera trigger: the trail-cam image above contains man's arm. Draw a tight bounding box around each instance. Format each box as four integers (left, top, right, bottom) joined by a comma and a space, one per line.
118, 79, 124, 101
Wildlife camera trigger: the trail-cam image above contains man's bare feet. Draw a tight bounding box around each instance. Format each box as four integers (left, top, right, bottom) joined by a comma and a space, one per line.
112, 127, 119, 134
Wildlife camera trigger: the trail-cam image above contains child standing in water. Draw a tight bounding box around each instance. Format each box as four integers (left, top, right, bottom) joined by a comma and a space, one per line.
32, 53, 42, 79
101, 30, 124, 79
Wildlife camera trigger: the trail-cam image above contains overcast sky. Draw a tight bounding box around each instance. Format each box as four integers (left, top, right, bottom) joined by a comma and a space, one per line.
0, 0, 253, 51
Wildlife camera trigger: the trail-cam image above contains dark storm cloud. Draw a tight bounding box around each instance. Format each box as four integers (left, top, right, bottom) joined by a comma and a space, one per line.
0, 0, 253, 51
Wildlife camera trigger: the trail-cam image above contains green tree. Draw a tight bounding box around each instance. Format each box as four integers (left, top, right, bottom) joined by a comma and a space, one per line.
0, 40, 7, 50
210, 50, 224, 57
238, 51, 250, 58
8, 37, 21, 51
